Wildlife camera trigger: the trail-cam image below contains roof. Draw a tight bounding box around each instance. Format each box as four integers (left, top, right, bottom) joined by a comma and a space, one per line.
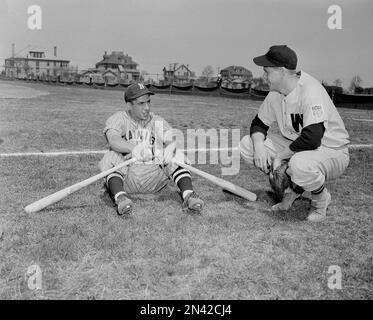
221, 65, 251, 75
164, 64, 194, 74
96, 51, 138, 67
6, 56, 70, 63
102, 69, 118, 76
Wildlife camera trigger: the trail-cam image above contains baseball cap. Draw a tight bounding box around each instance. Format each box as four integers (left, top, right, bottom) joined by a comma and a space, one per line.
253, 45, 297, 70
124, 83, 154, 103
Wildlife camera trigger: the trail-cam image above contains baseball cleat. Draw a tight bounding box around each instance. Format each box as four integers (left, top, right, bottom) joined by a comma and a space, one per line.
116, 193, 133, 216
271, 187, 300, 211
307, 188, 331, 222
182, 191, 204, 213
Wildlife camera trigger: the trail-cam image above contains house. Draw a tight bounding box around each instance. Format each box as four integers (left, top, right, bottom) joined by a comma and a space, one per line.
162, 63, 195, 84
363, 87, 373, 94
78, 69, 103, 83
95, 51, 140, 82
220, 65, 253, 88
4, 45, 71, 79
102, 69, 120, 83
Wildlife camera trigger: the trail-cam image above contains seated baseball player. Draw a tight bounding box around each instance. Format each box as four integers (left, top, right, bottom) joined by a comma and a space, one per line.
240, 45, 350, 222
99, 83, 204, 216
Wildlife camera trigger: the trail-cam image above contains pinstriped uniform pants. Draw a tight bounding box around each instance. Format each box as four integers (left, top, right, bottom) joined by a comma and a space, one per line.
99, 150, 178, 194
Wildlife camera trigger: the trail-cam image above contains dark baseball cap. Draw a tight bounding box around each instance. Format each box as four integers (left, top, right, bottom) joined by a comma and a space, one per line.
124, 83, 154, 103
253, 45, 297, 70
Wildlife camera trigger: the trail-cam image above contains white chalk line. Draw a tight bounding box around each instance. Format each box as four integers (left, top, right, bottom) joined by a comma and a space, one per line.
0, 145, 373, 157
352, 118, 373, 122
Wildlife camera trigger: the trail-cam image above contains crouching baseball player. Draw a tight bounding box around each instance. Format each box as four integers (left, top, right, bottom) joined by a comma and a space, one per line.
240, 45, 350, 222
99, 83, 204, 216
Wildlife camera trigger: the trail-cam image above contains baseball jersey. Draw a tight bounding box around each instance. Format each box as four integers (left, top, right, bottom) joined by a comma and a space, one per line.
257, 71, 349, 149
103, 111, 173, 162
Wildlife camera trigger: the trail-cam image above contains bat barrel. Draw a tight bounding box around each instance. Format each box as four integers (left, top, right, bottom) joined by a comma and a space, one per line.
174, 160, 257, 202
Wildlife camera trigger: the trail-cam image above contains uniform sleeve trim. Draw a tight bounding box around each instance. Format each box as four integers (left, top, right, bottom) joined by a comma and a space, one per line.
250, 114, 269, 137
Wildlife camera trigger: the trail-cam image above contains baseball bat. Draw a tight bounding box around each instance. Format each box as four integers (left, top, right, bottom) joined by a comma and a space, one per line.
24, 158, 137, 213
174, 160, 257, 202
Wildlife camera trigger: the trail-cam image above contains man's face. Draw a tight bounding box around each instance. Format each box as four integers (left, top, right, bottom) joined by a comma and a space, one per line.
263, 67, 284, 92
129, 94, 151, 121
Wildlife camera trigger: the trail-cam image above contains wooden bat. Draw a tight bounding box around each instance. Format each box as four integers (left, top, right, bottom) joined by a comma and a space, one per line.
174, 160, 257, 202
24, 158, 137, 213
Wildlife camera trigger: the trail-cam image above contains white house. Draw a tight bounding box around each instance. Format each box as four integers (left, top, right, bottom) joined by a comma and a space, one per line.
4, 46, 71, 79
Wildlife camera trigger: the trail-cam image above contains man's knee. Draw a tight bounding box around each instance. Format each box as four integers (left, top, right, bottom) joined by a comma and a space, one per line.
288, 153, 313, 175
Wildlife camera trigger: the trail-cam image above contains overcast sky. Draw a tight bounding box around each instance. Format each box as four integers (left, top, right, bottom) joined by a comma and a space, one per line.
0, 0, 372, 87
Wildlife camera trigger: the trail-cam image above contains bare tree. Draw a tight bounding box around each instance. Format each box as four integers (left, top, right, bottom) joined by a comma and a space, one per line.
140, 70, 149, 82
333, 79, 342, 87
349, 75, 362, 93
23, 61, 30, 77
252, 77, 269, 90
201, 65, 214, 82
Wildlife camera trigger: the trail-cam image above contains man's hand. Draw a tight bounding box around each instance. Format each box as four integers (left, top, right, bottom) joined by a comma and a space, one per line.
272, 156, 282, 171
253, 143, 271, 174
132, 141, 153, 162
272, 147, 294, 170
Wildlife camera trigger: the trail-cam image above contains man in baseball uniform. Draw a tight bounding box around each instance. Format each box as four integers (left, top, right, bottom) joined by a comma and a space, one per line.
240, 45, 350, 222
99, 83, 204, 216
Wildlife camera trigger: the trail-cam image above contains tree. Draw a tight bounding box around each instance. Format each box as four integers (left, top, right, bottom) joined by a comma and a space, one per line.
201, 65, 214, 83
252, 77, 269, 90
140, 70, 149, 82
23, 61, 31, 77
349, 75, 362, 93
333, 79, 342, 87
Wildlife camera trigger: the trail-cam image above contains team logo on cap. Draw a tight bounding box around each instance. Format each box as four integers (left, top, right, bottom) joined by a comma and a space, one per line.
138, 83, 145, 89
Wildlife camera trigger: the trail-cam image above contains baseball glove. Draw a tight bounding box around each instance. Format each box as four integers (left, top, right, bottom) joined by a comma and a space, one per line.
268, 160, 291, 202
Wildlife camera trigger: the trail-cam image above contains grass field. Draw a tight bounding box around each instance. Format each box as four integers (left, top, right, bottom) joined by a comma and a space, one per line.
0, 80, 372, 300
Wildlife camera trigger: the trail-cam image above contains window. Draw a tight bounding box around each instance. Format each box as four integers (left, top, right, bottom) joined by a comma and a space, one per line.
47, 62, 50, 67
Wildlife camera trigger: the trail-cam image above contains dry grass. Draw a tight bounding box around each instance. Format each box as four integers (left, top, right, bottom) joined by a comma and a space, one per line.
0, 80, 372, 300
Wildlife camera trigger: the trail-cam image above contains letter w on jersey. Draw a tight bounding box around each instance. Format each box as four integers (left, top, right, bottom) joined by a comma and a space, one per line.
291, 113, 304, 132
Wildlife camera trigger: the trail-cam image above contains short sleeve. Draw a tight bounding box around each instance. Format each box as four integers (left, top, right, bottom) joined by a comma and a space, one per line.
257, 93, 276, 126
103, 112, 125, 136
153, 116, 174, 144
302, 85, 328, 128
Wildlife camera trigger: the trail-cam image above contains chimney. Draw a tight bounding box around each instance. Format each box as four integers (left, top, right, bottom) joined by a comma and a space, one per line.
12, 43, 15, 57
54, 46, 57, 57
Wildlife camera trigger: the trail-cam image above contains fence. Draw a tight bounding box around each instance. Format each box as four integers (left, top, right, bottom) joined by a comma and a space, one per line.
2, 76, 373, 109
